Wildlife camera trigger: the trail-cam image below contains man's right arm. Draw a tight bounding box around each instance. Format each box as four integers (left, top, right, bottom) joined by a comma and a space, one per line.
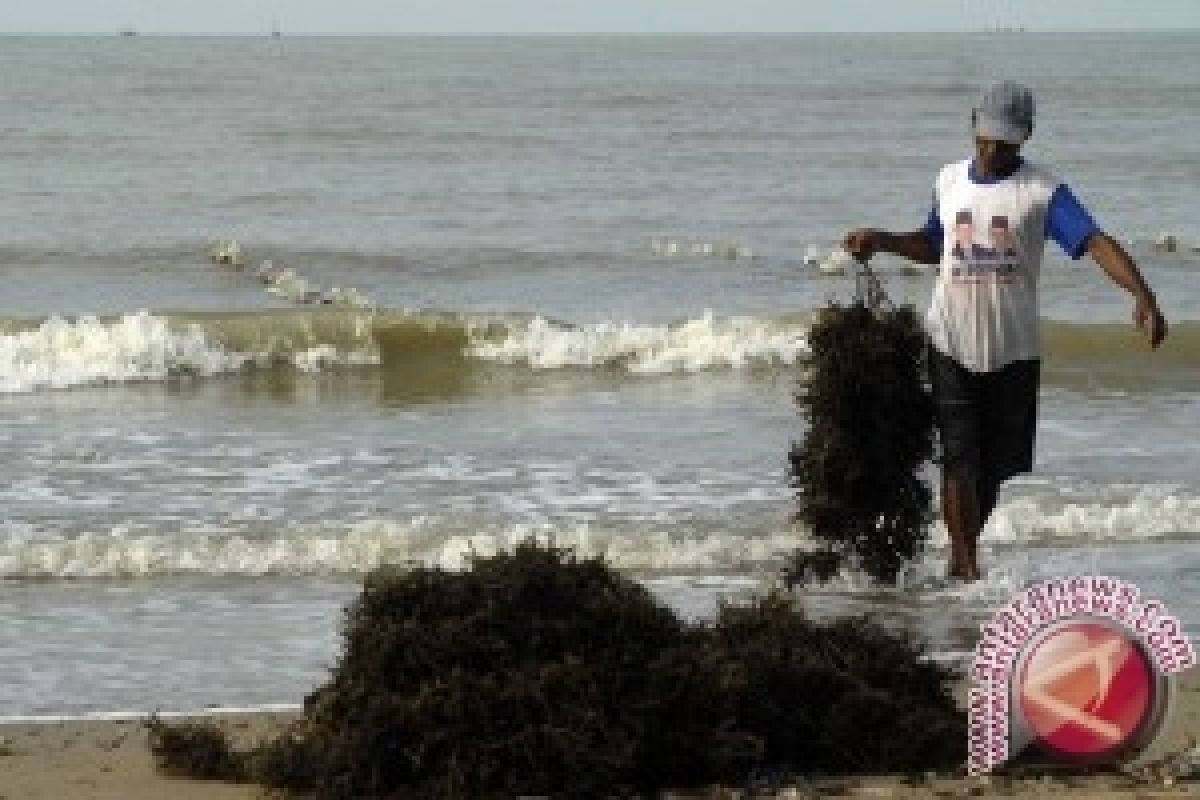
842, 229, 940, 266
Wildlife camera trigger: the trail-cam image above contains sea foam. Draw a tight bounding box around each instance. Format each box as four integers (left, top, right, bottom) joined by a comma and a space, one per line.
466, 311, 810, 373
3, 484, 1200, 580
0, 312, 377, 393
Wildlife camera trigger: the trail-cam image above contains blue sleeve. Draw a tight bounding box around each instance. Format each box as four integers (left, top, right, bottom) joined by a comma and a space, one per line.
1046, 184, 1100, 260
920, 193, 943, 253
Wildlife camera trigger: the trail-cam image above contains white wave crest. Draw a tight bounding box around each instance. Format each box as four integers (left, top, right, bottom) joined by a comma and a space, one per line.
986, 483, 1200, 543
4, 484, 1199, 581
0, 312, 376, 393
0, 313, 242, 393
466, 312, 809, 373
0, 519, 804, 579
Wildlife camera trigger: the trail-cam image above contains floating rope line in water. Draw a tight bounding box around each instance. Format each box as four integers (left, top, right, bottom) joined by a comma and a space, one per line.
207, 240, 376, 310
788, 255, 936, 585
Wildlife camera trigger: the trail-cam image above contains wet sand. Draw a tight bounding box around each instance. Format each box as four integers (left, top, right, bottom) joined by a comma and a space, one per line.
2, 674, 1200, 799
0, 710, 291, 800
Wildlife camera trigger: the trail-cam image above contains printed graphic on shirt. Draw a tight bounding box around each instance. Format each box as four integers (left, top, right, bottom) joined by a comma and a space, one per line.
949, 210, 1024, 284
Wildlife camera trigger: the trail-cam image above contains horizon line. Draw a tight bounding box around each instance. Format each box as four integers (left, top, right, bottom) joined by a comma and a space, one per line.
2, 28, 1199, 37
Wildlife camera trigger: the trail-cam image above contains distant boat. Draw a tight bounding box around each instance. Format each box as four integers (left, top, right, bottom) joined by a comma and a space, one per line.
119, 28, 138, 37
271, 17, 282, 38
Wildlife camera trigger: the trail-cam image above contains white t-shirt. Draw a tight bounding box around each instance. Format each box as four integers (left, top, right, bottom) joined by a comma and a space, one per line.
923, 158, 1099, 373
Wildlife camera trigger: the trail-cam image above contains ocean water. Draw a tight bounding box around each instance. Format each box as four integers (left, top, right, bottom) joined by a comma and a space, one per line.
1, 33, 1199, 715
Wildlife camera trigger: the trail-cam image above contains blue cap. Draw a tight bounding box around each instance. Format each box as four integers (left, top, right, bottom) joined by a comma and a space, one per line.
973, 80, 1035, 144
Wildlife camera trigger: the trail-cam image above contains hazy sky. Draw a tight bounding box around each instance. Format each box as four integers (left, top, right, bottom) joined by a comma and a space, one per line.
4, 0, 1200, 34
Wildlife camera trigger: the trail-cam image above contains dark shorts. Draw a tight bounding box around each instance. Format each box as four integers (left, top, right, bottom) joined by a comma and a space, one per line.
928, 346, 1040, 488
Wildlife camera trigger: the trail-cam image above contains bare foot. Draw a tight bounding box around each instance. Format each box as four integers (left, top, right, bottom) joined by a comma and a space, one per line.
946, 562, 982, 582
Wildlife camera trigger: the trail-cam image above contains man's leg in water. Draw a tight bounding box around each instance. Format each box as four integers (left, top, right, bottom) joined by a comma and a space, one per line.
969, 479, 1002, 577
929, 347, 1014, 580
957, 357, 1036, 577
944, 470, 1002, 580
942, 468, 980, 580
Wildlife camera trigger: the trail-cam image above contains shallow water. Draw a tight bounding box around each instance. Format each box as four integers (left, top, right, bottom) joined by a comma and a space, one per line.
0, 33, 1198, 713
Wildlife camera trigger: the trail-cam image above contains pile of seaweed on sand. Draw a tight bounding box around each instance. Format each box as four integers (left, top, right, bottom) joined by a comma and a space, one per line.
148, 542, 964, 799
787, 300, 935, 585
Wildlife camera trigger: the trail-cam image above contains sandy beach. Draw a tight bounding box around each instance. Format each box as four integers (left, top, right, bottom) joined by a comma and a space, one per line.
0, 710, 293, 800
3, 672, 1200, 799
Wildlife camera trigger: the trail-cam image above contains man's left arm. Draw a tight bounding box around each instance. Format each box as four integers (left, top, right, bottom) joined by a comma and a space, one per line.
1086, 233, 1168, 348
1046, 183, 1168, 348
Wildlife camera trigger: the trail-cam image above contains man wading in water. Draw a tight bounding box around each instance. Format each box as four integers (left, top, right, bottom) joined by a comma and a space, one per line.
843, 80, 1168, 581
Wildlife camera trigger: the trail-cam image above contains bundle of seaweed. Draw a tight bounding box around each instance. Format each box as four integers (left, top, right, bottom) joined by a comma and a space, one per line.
242, 722, 322, 792
148, 543, 964, 798
647, 593, 965, 780
298, 542, 681, 799
145, 715, 247, 781
145, 715, 318, 788
788, 301, 935, 584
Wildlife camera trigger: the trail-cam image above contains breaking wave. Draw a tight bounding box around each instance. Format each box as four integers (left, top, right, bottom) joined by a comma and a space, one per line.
0, 308, 1194, 394
3, 483, 1200, 580
0, 308, 811, 393
0, 518, 804, 579
465, 311, 809, 373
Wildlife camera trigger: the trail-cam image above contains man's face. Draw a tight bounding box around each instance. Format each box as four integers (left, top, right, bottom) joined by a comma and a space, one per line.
971, 111, 1024, 176
974, 135, 1023, 176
